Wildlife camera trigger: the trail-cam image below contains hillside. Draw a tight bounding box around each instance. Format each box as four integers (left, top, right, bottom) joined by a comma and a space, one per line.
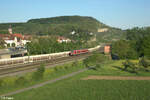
0, 16, 125, 41
96, 27, 126, 42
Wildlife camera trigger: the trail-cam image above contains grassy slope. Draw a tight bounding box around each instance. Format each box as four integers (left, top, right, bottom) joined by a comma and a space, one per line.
84, 60, 150, 76
11, 60, 150, 100
0, 16, 125, 43
0, 61, 84, 95
12, 74, 150, 100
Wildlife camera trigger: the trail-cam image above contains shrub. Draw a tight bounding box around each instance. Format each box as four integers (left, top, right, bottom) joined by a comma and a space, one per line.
54, 67, 58, 71
122, 60, 138, 73
139, 57, 150, 68
0, 79, 4, 87
32, 64, 45, 80
122, 60, 131, 70
72, 61, 79, 67
95, 64, 101, 69
83, 53, 109, 67
15, 76, 27, 86
64, 66, 69, 70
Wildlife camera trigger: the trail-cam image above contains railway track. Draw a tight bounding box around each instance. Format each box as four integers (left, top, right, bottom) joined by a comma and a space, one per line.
0, 53, 92, 77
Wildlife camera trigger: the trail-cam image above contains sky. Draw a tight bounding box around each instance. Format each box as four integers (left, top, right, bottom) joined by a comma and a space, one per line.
0, 0, 150, 29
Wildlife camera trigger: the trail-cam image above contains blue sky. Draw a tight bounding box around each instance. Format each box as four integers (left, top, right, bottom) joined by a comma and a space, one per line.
0, 0, 150, 29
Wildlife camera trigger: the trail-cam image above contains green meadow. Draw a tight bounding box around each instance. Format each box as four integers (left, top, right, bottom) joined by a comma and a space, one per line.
10, 60, 150, 100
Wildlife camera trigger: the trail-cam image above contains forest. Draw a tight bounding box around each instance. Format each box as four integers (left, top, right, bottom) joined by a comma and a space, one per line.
111, 27, 150, 59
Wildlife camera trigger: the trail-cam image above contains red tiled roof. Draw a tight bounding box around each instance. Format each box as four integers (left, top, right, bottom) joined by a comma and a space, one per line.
0, 33, 31, 40
12, 33, 23, 39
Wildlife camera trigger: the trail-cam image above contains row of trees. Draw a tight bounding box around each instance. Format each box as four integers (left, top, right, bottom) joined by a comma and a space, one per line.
111, 27, 150, 59
27, 36, 97, 55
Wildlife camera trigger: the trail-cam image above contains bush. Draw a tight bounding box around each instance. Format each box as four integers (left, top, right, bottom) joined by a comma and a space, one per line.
139, 57, 150, 68
15, 76, 27, 86
32, 64, 45, 80
122, 60, 131, 70
95, 64, 101, 69
83, 53, 109, 67
122, 60, 138, 72
0, 79, 4, 87
72, 61, 79, 67
54, 67, 58, 71
64, 66, 69, 70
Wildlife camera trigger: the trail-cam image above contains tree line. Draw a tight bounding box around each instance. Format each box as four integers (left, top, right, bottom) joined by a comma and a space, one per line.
27, 36, 98, 55
111, 27, 150, 59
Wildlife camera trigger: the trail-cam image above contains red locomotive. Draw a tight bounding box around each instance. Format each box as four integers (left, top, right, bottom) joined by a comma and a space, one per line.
69, 49, 89, 56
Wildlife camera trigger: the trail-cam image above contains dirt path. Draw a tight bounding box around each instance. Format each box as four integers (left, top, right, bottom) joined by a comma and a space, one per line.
82, 75, 150, 80
0, 68, 88, 97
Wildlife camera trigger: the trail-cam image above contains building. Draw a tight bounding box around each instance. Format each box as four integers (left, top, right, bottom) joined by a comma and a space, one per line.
57, 36, 71, 43
104, 45, 111, 54
8, 25, 13, 34
0, 34, 31, 47
98, 28, 109, 32
0, 26, 31, 47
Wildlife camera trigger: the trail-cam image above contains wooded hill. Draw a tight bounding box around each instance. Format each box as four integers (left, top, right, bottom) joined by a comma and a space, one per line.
0, 16, 125, 41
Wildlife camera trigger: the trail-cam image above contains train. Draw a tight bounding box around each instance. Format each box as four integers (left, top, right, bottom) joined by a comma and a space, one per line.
0, 45, 101, 66
69, 49, 89, 56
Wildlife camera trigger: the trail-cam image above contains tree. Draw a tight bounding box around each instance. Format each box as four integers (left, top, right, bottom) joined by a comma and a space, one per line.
0, 79, 3, 87
0, 38, 5, 49
15, 76, 27, 86
12, 43, 16, 47
122, 60, 138, 72
83, 53, 108, 68
139, 57, 150, 68
140, 35, 150, 59
111, 40, 138, 59
32, 64, 45, 80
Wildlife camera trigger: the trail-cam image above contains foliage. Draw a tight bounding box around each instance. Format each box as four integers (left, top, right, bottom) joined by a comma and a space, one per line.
122, 60, 134, 70
0, 79, 3, 87
0, 37, 5, 49
12, 43, 16, 47
32, 64, 45, 80
0, 60, 84, 95
126, 27, 150, 58
96, 28, 126, 42
111, 27, 150, 60
72, 60, 79, 67
126, 27, 150, 41
0, 16, 126, 44
83, 53, 109, 67
26, 36, 97, 55
95, 64, 101, 69
15, 77, 27, 86
0, 16, 103, 36
54, 67, 58, 71
140, 35, 150, 58
139, 57, 150, 68
111, 40, 138, 59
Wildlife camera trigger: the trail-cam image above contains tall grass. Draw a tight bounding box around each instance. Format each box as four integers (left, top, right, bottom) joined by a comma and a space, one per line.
0, 60, 84, 95
12, 78, 150, 100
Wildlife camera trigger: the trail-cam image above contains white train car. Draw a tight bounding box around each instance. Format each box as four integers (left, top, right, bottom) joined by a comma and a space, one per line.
0, 45, 101, 66
0, 51, 70, 66
88, 45, 101, 52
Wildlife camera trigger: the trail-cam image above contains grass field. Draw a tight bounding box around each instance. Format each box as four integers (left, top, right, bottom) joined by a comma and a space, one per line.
9, 60, 150, 100
85, 60, 150, 76
0, 60, 85, 95
12, 74, 150, 100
